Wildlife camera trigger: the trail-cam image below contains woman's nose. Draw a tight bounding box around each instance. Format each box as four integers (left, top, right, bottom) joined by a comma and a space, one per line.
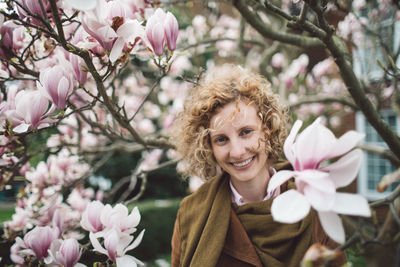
229, 139, 247, 159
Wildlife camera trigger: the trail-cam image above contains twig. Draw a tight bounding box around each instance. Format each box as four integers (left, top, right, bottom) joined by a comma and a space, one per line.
389, 202, 400, 228
233, 0, 325, 48
370, 184, 400, 207
358, 144, 400, 168
123, 159, 179, 205
289, 95, 359, 110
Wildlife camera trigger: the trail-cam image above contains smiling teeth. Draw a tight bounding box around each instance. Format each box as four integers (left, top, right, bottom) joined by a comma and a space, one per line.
233, 157, 253, 167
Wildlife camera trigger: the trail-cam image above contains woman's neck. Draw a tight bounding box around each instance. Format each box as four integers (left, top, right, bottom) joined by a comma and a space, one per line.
230, 168, 271, 203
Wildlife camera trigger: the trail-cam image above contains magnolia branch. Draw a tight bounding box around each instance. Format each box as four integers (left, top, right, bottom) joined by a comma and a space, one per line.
48, 0, 147, 146
232, 0, 325, 49
123, 159, 180, 205
289, 95, 359, 110
358, 144, 400, 167
181, 37, 266, 51
83, 137, 175, 155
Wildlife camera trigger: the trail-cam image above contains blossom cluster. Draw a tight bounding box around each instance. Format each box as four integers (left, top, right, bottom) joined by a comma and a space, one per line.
4, 148, 144, 266
0, 0, 183, 195
0, 0, 179, 133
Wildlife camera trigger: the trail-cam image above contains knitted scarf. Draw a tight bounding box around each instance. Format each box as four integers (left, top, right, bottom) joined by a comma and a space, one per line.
232, 188, 314, 267
177, 173, 314, 267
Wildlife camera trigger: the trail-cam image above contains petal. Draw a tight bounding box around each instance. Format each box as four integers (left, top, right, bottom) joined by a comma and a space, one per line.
329, 131, 365, 158
56, 76, 70, 109
296, 170, 334, 194
13, 123, 30, 133
126, 207, 141, 228
294, 118, 336, 170
283, 120, 303, 165
151, 25, 166, 56
321, 149, 363, 188
109, 37, 125, 63
98, 25, 118, 41
123, 229, 144, 253
317, 211, 345, 244
89, 232, 107, 255
65, 0, 97, 11
116, 255, 138, 267
271, 189, 311, 223
104, 230, 119, 262
303, 184, 336, 211
117, 20, 144, 39
0, 69, 9, 78
267, 170, 296, 193
332, 192, 371, 217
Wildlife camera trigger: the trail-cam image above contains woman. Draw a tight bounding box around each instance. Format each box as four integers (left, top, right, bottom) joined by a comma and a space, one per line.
170, 65, 345, 267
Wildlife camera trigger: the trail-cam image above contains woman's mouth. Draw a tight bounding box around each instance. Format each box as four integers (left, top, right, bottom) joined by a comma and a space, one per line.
232, 156, 255, 167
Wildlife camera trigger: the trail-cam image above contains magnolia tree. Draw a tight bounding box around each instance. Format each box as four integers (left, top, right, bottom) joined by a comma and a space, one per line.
0, 0, 400, 266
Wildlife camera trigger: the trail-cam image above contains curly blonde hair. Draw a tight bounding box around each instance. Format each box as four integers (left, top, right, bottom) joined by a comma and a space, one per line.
171, 65, 288, 180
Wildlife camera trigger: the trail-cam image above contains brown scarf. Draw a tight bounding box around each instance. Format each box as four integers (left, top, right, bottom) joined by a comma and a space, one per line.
232, 183, 314, 267
177, 173, 314, 267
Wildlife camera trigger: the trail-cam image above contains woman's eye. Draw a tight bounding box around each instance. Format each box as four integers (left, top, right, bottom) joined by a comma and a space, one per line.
240, 129, 253, 136
214, 136, 227, 144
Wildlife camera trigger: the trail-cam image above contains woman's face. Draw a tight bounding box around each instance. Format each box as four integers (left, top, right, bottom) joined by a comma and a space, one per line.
209, 101, 270, 186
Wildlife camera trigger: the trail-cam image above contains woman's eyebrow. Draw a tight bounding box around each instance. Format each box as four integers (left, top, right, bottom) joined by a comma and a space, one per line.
209, 130, 223, 138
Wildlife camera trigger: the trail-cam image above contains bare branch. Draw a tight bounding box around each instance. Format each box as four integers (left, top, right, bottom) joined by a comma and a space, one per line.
232, 0, 325, 49
358, 144, 400, 168
370, 184, 400, 208
289, 95, 359, 110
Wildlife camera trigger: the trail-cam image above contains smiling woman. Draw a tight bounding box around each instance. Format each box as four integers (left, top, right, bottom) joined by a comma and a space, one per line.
170, 65, 347, 267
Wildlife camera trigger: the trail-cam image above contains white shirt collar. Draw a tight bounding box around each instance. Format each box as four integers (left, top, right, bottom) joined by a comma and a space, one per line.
229, 167, 280, 206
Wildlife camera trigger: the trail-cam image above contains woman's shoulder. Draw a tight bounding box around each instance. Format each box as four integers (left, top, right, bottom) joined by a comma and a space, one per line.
179, 174, 229, 213
180, 177, 219, 207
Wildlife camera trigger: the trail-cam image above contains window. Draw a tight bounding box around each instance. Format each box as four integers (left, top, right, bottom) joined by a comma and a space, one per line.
356, 110, 400, 200
352, 7, 400, 81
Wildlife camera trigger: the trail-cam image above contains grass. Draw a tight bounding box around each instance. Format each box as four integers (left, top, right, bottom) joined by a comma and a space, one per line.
0, 207, 14, 223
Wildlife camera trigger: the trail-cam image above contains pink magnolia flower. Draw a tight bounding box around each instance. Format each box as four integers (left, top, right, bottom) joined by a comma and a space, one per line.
0, 22, 13, 57
301, 243, 341, 266
165, 12, 179, 51
100, 204, 141, 234
11, 90, 53, 133
37, 66, 74, 110
16, 226, 59, 260
10, 242, 24, 265
80, 0, 147, 63
15, 0, 51, 25
4, 207, 32, 232
271, 53, 285, 68
109, 19, 147, 63
81, 14, 116, 51
69, 53, 88, 85
0, 21, 22, 60
90, 228, 144, 266
52, 209, 64, 235
146, 9, 179, 56
47, 238, 83, 267
67, 188, 92, 212
268, 118, 371, 244
136, 149, 163, 173
80, 200, 105, 233
146, 9, 167, 56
